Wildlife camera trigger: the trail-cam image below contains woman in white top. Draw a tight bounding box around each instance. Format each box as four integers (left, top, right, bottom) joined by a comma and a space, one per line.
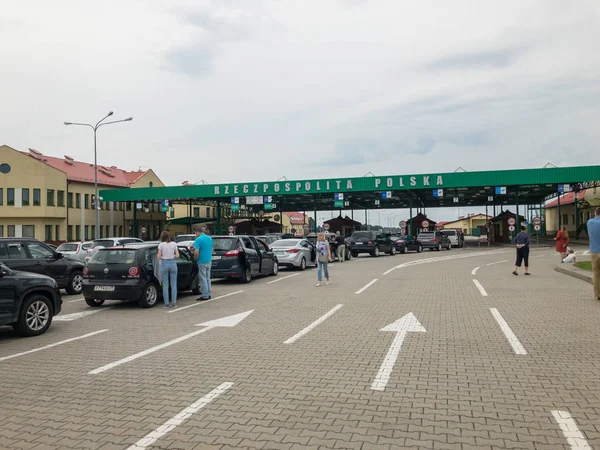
158, 231, 180, 308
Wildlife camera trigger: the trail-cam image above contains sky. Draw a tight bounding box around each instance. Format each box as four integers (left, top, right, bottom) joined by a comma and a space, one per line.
1, 0, 599, 224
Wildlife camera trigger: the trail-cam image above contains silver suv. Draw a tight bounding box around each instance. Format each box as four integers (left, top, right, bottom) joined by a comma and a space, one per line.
417, 231, 451, 251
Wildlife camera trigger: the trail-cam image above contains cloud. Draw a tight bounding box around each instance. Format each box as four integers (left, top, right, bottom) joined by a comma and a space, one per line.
426, 47, 523, 71
163, 43, 215, 77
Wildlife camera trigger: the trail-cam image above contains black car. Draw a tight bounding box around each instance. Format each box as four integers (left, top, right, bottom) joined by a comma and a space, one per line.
0, 238, 85, 295
348, 231, 396, 257
211, 236, 278, 283
390, 235, 423, 254
82, 243, 200, 308
417, 231, 452, 251
0, 261, 62, 336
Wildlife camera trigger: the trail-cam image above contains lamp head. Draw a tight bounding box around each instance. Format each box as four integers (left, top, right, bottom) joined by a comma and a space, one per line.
107, 111, 114, 116
124, 117, 133, 121
64, 122, 72, 125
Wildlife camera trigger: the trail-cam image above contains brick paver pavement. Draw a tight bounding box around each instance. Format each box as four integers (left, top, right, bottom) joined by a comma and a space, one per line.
0, 245, 598, 449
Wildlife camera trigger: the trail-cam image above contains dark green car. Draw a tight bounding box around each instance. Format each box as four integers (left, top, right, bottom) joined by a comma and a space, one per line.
390, 235, 423, 254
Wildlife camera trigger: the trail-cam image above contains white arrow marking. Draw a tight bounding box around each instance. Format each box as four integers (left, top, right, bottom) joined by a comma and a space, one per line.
89, 310, 253, 374
127, 382, 233, 450
490, 308, 527, 355
53, 307, 114, 321
284, 304, 343, 344
383, 250, 509, 275
0, 330, 108, 363
486, 260, 508, 266
267, 273, 301, 284
471, 267, 480, 275
551, 410, 591, 449
371, 313, 426, 391
472, 279, 488, 297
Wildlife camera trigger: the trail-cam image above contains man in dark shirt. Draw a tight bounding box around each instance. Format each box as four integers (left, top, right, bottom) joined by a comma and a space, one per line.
512, 225, 531, 275
335, 231, 346, 262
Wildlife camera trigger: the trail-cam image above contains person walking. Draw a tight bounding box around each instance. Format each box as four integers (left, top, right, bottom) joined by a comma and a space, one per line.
554, 225, 569, 262
158, 230, 180, 308
512, 225, 531, 275
193, 226, 213, 301
314, 232, 332, 287
587, 207, 600, 300
335, 231, 346, 262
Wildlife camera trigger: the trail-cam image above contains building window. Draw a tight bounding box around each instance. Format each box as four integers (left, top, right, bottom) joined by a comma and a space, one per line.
47, 189, 55, 207
76, 193, 81, 208
0, 225, 3, 237
91, 225, 96, 239
126, 201, 132, 211
45, 225, 52, 241
106, 225, 110, 237
562, 214, 568, 225
68, 225, 73, 241
99, 226, 104, 238
193, 207, 200, 217
23, 225, 35, 238
22, 188, 30, 206
85, 194, 89, 209
7, 188, 15, 206
206, 207, 210, 218
68, 192, 74, 208
33, 189, 41, 206
8, 225, 16, 237
113, 225, 117, 236
119, 225, 123, 236
84, 225, 89, 240
0, 188, 3, 205
57, 190, 65, 207
572, 214, 576, 225
55, 225, 60, 241
76, 225, 81, 241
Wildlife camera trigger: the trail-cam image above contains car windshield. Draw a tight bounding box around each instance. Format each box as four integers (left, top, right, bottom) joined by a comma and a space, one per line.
419, 232, 435, 237
352, 232, 373, 239
175, 235, 195, 243
212, 238, 237, 251
57, 243, 79, 252
90, 249, 138, 264
441, 230, 456, 236
271, 239, 300, 247
90, 240, 114, 249
82, 243, 92, 250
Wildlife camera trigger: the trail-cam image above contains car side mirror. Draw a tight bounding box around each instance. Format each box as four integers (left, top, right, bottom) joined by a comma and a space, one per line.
55, 252, 64, 259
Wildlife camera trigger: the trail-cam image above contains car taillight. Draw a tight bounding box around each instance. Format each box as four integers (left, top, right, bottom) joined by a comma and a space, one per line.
368, 240, 373, 245
286, 248, 300, 253
128, 266, 140, 278
189, 245, 194, 252
83, 267, 88, 277
432, 239, 437, 242
224, 249, 243, 257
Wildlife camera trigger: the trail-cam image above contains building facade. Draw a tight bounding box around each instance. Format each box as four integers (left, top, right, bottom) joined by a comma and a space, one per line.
544, 188, 600, 237
436, 213, 491, 235
0, 145, 166, 243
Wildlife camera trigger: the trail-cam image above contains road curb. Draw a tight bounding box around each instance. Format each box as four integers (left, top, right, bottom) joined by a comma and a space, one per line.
554, 265, 592, 284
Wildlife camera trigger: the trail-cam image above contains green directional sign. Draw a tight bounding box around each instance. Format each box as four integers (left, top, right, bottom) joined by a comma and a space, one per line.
231, 204, 240, 211
334, 200, 344, 208
264, 203, 274, 211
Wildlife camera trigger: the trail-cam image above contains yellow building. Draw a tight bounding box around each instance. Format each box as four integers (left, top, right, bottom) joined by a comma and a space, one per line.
544, 188, 600, 236
0, 145, 166, 242
437, 213, 491, 235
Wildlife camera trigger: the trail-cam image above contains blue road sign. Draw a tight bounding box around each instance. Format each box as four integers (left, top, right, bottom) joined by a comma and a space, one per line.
231, 197, 240, 204
558, 184, 571, 193
432, 189, 443, 197
495, 186, 507, 195
334, 193, 344, 201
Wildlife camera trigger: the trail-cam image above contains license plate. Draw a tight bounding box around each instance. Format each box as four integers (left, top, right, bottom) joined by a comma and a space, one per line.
355, 242, 362, 245
213, 256, 222, 260
94, 286, 115, 292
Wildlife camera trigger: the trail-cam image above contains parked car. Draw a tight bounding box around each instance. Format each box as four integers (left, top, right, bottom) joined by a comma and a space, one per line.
211, 235, 278, 283
256, 235, 279, 245
85, 237, 144, 262
82, 243, 200, 308
440, 229, 464, 248
270, 238, 315, 270
174, 234, 196, 243
56, 241, 94, 261
390, 235, 423, 253
348, 231, 396, 257
0, 238, 85, 295
304, 233, 351, 261
417, 231, 451, 251
0, 261, 62, 336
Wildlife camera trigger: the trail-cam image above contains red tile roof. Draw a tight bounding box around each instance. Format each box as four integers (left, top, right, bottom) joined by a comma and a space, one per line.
545, 191, 585, 208
23, 148, 148, 188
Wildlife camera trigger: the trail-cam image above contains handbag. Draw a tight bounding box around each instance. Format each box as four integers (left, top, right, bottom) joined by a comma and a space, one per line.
318, 254, 329, 263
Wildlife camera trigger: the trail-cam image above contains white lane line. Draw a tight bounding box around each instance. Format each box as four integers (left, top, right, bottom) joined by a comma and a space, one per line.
472, 279, 488, 297
53, 307, 114, 321
67, 297, 85, 303
486, 260, 508, 266
356, 279, 378, 294
89, 327, 213, 374
530, 255, 546, 258
551, 410, 591, 449
471, 267, 480, 275
490, 308, 527, 355
127, 382, 233, 450
267, 273, 301, 284
168, 290, 243, 313
383, 250, 510, 275
0, 330, 108, 363
283, 304, 343, 344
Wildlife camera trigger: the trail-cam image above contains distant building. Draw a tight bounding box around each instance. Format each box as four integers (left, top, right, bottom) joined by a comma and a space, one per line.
437, 213, 491, 236
0, 145, 166, 242
544, 188, 600, 237
282, 212, 309, 236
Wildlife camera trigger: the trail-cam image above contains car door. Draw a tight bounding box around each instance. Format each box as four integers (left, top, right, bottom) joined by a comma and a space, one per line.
0, 260, 16, 324
300, 240, 314, 263
241, 237, 260, 274
24, 241, 69, 285
254, 238, 273, 274
175, 248, 194, 289
1, 242, 32, 273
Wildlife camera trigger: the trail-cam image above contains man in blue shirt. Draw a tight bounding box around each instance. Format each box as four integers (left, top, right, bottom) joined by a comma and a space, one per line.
512, 225, 531, 276
193, 227, 213, 301
587, 207, 600, 300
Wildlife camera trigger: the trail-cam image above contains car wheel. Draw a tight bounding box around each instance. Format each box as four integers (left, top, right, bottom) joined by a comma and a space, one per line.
14, 294, 53, 337
299, 257, 307, 271
371, 246, 380, 257
138, 283, 159, 308
66, 270, 83, 295
402, 246, 408, 254
351, 251, 358, 258
241, 265, 252, 283
191, 275, 201, 295
389, 246, 396, 255
447, 243, 451, 250
417, 245, 422, 253
346, 251, 352, 261
437, 243, 442, 251
270, 260, 279, 276
85, 298, 105, 307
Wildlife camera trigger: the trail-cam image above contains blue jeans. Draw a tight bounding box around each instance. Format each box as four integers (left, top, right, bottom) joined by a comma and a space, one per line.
198, 262, 212, 299
317, 261, 329, 282
160, 259, 178, 305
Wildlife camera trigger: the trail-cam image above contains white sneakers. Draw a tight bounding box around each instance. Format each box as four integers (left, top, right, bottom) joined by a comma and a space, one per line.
325, 280, 330, 285
316, 280, 330, 287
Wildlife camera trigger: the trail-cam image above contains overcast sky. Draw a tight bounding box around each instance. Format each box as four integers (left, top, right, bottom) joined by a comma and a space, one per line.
1, 0, 599, 223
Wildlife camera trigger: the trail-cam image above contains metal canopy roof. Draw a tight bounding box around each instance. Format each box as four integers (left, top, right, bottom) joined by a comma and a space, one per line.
99, 165, 600, 211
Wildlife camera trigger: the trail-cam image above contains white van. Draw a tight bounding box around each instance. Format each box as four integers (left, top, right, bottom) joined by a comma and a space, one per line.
440, 229, 463, 247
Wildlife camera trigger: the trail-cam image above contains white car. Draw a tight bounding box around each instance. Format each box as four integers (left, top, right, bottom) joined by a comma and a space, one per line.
270, 239, 316, 270
56, 241, 94, 261
440, 229, 463, 248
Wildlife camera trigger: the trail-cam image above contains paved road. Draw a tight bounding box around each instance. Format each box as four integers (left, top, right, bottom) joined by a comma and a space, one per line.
1, 245, 599, 449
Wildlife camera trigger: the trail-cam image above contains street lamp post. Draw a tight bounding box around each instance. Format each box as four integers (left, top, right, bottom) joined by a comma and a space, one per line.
64, 112, 133, 239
